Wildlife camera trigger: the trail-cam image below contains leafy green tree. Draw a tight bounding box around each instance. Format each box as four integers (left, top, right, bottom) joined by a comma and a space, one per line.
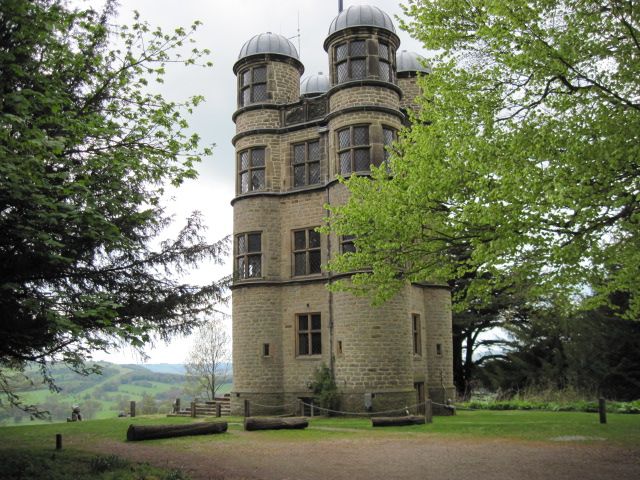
480, 291, 640, 400
326, 0, 640, 319
0, 0, 227, 415
140, 392, 158, 415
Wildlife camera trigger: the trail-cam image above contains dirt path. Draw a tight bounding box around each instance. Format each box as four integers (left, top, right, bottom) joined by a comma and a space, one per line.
84, 431, 640, 480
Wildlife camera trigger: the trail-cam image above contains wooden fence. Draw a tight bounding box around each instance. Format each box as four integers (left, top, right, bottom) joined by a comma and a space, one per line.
167, 396, 231, 418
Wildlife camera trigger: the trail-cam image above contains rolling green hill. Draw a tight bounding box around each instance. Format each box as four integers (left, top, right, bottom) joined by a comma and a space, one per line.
0, 362, 232, 425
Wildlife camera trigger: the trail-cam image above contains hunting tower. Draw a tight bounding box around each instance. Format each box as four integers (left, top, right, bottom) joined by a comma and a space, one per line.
230, 4, 455, 415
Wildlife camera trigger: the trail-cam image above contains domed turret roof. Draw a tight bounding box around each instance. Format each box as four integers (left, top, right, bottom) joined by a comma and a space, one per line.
300, 73, 330, 96
397, 50, 431, 74
327, 5, 396, 36
238, 32, 299, 61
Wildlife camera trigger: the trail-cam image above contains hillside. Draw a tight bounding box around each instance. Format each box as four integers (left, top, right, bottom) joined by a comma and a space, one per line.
0, 362, 232, 425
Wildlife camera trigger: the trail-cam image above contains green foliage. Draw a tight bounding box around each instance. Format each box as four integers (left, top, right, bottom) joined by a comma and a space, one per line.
0, 0, 228, 413
325, 0, 640, 319
458, 399, 640, 414
479, 296, 640, 400
89, 454, 129, 473
140, 391, 158, 415
0, 449, 190, 480
309, 365, 340, 412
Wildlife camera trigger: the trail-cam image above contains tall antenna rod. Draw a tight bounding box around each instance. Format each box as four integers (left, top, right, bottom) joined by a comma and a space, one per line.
287, 11, 301, 58
339, 1, 344, 13
297, 11, 301, 57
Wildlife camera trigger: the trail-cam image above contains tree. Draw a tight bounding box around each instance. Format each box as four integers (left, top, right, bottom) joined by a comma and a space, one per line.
185, 314, 230, 401
0, 0, 227, 415
140, 392, 158, 415
480, 291, 640, 400
326, 0, 640, 319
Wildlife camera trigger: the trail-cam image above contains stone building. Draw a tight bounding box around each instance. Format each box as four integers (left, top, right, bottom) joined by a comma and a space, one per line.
230, 4, 454, 415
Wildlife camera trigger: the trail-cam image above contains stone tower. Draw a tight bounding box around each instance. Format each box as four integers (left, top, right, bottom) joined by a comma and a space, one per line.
230, 5, 455, 415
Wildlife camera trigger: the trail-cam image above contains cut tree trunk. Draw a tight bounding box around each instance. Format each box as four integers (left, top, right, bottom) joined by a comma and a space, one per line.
127, 421, 227, 441
371, 416, 426, 427
244, 417, 308, 431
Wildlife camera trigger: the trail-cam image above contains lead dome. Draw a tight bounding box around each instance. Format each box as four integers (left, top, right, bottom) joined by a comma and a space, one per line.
237, 32, 299, 61
327, 5, 396, 36
300, 73, 330, 97
397, 51, 431, 74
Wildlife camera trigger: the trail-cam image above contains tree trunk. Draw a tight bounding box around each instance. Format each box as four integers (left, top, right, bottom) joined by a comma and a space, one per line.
371, 416, 426, 427
126, 421, 227, 441
244, 417, 308, 431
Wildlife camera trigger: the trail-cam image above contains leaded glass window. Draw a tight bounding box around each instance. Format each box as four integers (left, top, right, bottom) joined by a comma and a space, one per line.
382, 127, 396, 164
236, 232, 262, 280
337, 126, 370, 174
238, 147, 266, 193
292, 140, 321, 187
334, 40, 367, 83
378, 41, 394, 82
239, 65, 268, 107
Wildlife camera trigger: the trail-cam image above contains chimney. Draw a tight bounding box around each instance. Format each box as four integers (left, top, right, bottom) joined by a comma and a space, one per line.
339, 1, 343, 13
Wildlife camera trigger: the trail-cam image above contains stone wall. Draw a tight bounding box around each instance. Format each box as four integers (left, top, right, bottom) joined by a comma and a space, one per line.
398, 76, 423, 112
269, 61, 300, 104
329, 86, 400, 112
231, 32, 455, 416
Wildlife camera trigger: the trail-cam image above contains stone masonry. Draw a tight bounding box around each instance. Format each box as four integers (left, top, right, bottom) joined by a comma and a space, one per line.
230, 6, 455, 416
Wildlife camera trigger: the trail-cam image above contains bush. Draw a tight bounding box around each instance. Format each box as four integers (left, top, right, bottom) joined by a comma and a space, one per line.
309, 365, 340, 414
458, 399, 640, 414
89, 454, 129, 473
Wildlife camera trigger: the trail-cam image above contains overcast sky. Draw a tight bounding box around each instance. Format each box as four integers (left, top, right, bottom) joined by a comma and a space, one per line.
92, 0, 428, 365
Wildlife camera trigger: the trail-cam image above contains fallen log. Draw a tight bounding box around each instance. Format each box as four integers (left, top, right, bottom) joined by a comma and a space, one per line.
127, 421, 227, 441
244, 417, 308, 431
371, 416, 426, 427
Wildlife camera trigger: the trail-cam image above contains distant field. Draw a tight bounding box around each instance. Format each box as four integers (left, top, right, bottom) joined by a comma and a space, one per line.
1, 362, 232, 426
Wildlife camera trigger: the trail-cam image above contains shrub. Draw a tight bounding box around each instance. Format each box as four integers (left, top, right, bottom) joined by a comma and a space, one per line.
309, 365, 340, 414
89, 454, 129, 473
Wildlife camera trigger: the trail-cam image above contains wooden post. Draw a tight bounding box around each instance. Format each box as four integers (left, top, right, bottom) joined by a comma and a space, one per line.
55, 434, 62, 450
298, 399, 303, 417
243, 399, 251, 417
310, 399, 314, 417
190, 401, 196, 418
599, 398, 607, 424
425, 399, 433, 424
130, 401, 136, 418
216, 402, 222, 417
175, 398, 180, 414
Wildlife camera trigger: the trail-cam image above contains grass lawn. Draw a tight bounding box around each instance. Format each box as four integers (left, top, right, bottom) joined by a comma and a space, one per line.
1, 410, 638, 479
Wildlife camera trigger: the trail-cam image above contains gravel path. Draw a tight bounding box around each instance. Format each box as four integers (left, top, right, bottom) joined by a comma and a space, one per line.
87, 431, 640, 480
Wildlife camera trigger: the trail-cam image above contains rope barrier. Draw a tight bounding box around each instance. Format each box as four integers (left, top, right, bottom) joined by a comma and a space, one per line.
251, 401, 298, 409
299, 401, 427, 417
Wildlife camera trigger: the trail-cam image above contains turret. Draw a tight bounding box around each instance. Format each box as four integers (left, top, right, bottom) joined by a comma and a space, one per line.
234, 32, 303, 107
324, 5, 399, 86
397, 50, 431, 112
